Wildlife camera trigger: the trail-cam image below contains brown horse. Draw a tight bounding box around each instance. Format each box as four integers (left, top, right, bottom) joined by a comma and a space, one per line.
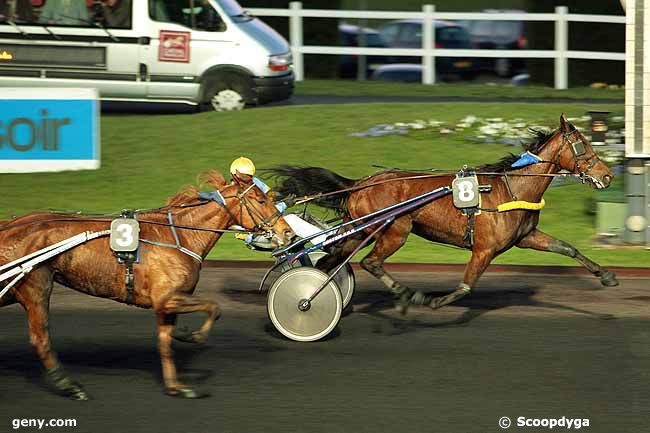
271, 114, 618, 313
0, 171, 294, 399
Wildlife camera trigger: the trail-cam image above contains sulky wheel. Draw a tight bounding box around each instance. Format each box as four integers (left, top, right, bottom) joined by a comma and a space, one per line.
267, 267, 342, 342
259, 252, 355, 309
308, 251, 355, 309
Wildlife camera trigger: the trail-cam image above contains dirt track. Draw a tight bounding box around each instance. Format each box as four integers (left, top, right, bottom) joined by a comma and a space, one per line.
1, 267, 648, 433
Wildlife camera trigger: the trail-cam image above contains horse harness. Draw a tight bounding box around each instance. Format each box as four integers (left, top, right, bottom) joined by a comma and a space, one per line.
114, 182, 276, 305
457, 130, 600, 247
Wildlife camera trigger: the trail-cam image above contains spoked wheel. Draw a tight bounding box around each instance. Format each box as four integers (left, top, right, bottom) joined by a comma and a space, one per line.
260, 252, 355, 309
267, 267, 342, 342
308, 251, 355, 309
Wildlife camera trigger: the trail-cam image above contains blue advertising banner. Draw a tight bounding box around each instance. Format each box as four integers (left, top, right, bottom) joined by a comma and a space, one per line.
0, 88, 99, 172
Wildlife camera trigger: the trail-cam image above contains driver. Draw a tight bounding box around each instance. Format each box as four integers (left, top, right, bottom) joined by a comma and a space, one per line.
228, 157, 328, 250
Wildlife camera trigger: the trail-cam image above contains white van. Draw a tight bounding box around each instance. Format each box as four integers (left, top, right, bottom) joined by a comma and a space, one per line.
0, 0, 294, 110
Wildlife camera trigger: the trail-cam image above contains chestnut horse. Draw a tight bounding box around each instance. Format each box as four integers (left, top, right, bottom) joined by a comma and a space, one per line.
271, 115, 618, 313
0, 171, 294, 400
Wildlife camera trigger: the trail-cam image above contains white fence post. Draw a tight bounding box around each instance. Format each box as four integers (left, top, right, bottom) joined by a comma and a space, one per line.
422, 4, 435, 84
554, 6, 569, 89
290, 1, 304, 81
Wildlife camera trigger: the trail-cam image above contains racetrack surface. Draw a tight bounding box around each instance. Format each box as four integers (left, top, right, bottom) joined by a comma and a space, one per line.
1, 267, 648, 433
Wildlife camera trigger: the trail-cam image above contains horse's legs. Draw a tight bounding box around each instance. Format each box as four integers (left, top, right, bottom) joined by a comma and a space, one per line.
516, 229, 618, 287
316, 232, 364, 273
165, 292, 221, 344
358, 219, 414, 313
155, 312, 191, 397
15, 272, 88, 400
155, 292, 220, 398
422, 247, 495, 310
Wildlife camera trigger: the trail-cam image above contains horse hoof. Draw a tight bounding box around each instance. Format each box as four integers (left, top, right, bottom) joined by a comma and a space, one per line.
165, 387, 208, 399
410, 291, 428, 306
46, 368, 89, 400
172, 329, 207, 344
70, 389, 90, 401
60, 382, 89, 401
394, 295, 412, 315
600, 271, 619, 287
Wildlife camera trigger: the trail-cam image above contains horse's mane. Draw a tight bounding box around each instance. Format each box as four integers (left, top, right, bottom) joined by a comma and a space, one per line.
166, 170, 227, 206
479, 128, 557, 172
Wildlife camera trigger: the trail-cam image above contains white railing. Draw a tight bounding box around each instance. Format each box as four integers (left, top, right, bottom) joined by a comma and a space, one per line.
248, 2, 626, 89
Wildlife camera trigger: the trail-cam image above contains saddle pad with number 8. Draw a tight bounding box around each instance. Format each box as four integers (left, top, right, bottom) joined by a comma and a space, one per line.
452, 175, 480, 209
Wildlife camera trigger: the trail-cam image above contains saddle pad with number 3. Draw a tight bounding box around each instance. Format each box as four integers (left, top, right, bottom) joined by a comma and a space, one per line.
110, 218, 140, 252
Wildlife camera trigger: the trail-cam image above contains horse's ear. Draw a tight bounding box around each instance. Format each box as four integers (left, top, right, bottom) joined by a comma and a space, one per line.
560, 113, 570, 132
232, 170, 252, 187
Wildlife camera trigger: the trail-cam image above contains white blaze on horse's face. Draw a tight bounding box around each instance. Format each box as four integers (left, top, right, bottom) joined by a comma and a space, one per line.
558, 115, 613, 190
574, 132, 613, 190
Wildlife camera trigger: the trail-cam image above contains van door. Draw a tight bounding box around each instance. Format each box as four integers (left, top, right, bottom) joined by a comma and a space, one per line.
139, 0, 233, 103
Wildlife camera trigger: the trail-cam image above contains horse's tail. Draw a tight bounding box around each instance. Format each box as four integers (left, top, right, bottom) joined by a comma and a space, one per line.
265, 166, 356, 212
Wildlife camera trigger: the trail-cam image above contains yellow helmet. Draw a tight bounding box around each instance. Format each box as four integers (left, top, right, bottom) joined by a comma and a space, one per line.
230, 156, 255, 176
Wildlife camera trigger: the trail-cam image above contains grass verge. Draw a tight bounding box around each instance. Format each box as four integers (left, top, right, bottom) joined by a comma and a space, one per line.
1, 100, 642, 267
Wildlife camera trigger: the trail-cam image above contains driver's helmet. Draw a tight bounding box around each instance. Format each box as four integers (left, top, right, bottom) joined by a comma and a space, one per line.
230, 156, 255, 176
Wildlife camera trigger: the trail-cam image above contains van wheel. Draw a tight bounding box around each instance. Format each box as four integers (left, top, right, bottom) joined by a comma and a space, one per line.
203, 73, 254, 112
211, 89, 244, 111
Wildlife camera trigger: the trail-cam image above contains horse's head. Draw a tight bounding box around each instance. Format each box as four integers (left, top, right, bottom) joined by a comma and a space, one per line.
225, 172, 295, 247
556, 113, 613, 189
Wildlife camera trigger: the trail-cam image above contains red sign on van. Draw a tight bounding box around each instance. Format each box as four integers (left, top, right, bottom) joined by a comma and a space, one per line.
158, 31, 191, 63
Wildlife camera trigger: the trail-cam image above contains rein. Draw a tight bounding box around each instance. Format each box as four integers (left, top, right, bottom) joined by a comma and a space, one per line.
294, 129, 603, 206
0, 215, 249, 234
0, 189, 264, 236
294, 171, 578, 206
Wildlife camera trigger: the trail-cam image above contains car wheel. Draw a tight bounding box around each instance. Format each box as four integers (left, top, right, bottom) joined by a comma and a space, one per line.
460, 71, 478, 81
495, 58, 512, 78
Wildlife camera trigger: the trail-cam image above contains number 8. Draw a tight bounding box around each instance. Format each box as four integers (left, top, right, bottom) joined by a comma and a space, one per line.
458, 181, 475, 202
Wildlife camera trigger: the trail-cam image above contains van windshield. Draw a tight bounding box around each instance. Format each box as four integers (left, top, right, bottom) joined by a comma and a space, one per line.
216, 0, 252, 22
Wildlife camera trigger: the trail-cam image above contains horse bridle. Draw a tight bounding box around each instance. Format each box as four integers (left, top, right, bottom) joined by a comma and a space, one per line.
561, 128, 603, 184
221, 182, 282, 237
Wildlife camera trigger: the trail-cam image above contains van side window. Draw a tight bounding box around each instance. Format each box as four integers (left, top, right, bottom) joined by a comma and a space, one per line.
0, 0, 36, 24
149, 0, 226, 32
93, 0, 132, 29
3, 0, 132, 28
38, 0, 90, 26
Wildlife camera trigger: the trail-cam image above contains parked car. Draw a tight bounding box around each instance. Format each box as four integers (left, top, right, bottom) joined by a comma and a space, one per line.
377, 19, 477, 80
338, 23, 392, 78
371, 64, 423, 83
458, 10, 528, 77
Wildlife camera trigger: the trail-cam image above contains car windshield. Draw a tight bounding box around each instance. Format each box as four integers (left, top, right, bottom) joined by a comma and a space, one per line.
364, 33, 386, 47
493, 21, 520, 38
438, 26, 471, 45
216, 0, 252, 22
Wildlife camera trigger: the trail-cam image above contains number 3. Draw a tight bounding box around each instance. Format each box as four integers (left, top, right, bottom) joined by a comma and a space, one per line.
115, 224, 134, 247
